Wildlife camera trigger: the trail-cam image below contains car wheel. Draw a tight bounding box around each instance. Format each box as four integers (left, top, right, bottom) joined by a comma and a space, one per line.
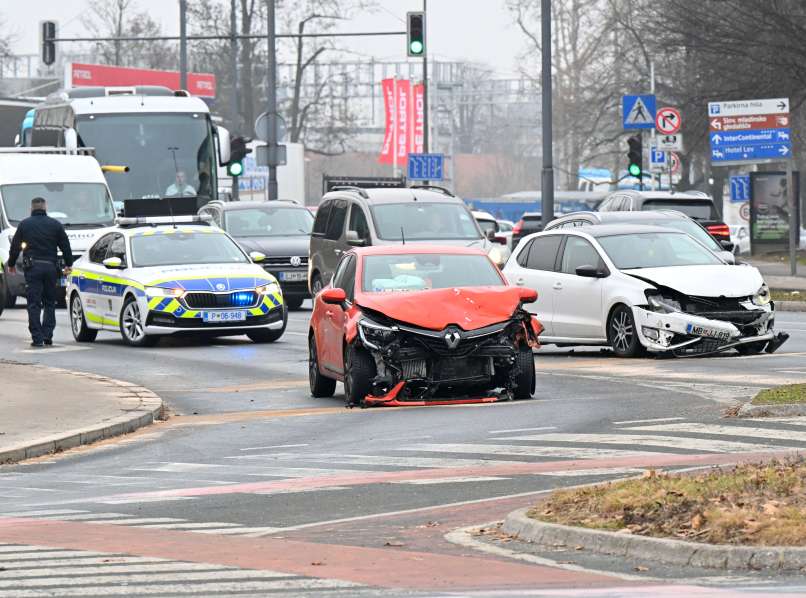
120, 296, 158, 347
69, 293, 97, 342
310, 274, 324, 296
0, 274, 5, 317
736, 341, 767, 356
246, 306, 287, 343
513, 347, 536, 400
608, 304, 644, 358
309, 334, 336, 397
343, 344, 376, 407
285, 296, 305, 311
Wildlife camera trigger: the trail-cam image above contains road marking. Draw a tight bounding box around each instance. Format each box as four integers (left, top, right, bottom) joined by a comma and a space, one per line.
0, 553, 160, 565
538, 467, 645, 477
137, 521, 242, 530
406, 443, 650, 460
96, 517, 186, 525
15, 345, 92, 354
388, 476, 507, 485
0, 569, 293, 588
0, 562, 240, 577
131, 462, 225, 473
496, 434, 781, 453
0, 510, 84, 518
239, 444, 310, 451
625, 422, 806, 443
613, 417, 685, 425
487, 426, 557, 434
309, 453, 531, 469
95, 496, 197, 505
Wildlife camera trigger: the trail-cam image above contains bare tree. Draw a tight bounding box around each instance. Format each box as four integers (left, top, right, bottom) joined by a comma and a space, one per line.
0, 13, 12, 58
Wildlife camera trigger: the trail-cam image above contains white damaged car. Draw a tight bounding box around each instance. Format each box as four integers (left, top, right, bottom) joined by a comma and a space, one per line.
503, 224, 788, 357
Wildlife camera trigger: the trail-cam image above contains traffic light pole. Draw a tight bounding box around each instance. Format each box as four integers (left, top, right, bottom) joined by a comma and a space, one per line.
179, 0, 188, 90
540, 0, 554, 223
267, 0, 279, 201
230, 0, 240, 201
422, 0, 429, 156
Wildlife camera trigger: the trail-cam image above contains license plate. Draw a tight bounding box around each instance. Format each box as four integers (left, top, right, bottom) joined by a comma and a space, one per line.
686, 323, 731, 341
202, 311, 247, 323
279, 271, 307, 282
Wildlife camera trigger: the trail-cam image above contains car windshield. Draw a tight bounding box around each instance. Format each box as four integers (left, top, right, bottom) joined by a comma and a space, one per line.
598, 232, 723, 269
1, 182, 115, 227
225, 207, 313, 237
636, 218, 720, 251
361, 253, 503, 292
131, 231, 249, 267
641, 199, 716, 220
76, 113, 216, 202
371, 202, 481, 241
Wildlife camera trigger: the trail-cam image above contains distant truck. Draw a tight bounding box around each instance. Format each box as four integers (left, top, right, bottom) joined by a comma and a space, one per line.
0, 148, 117, 310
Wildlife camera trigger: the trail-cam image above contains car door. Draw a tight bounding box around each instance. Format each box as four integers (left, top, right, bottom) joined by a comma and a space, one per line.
319, 254, 355, 373
505, 234, 563, 336
80, 233, 114, 327
103, 233, 129, 323
550, 235, 606, 341
321, 199, 348, 286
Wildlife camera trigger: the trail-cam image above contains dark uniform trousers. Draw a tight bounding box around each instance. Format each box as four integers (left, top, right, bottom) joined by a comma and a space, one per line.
24, 261, 59, 343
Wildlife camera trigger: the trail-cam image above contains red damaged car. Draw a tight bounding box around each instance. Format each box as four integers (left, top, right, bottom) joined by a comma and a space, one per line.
308, 245, 543, 407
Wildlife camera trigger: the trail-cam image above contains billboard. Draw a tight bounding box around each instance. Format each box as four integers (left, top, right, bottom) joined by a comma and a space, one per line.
378, 78, 424, 166
66, 62, 216, 98
750, 171, 800, 249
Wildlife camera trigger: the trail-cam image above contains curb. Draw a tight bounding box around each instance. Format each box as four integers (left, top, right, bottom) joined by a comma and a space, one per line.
0, 363, 164, 465
502, 507, 806, 571
775, 300, 806, 312
738, 402, 806, 418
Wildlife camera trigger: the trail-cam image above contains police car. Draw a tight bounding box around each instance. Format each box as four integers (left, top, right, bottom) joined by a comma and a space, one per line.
66, 214, 286, 346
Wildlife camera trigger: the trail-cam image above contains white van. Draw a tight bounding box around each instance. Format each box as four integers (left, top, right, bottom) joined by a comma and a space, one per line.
0, 149, 117, 310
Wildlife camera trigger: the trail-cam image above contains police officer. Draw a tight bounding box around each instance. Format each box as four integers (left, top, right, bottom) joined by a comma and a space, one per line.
7, 197, 73, 347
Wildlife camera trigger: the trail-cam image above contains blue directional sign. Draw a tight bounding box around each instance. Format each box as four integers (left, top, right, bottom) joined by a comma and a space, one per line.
408, 153, 444, 181
729, 175, 750, 203
708, 98, 792, 164
622, 94, 656, 129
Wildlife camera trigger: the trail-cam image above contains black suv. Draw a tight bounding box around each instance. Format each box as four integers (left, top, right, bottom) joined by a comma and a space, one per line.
199, 200, 314, 310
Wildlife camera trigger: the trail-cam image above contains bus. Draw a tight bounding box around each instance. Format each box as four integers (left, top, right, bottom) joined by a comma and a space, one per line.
27, 86, 231, 203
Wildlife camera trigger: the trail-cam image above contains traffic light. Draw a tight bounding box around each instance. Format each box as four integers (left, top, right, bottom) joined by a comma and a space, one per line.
626, 135, 643, 179
41, 21, 57, 66
227, 136, 252, 177
407, 12, 425, 57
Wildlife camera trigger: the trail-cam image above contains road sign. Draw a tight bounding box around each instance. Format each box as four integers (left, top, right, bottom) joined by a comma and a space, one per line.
655, 107, 681, 135
657, 133, 683, 152
254, 112, 287, 143
622, 94, 656, 129
255, 144, 287, 167
407, 153, 444, 181
730, 175, 751, 202
649, 147, 666, 171
669, 152, 681, 175
708, 98, 791, 165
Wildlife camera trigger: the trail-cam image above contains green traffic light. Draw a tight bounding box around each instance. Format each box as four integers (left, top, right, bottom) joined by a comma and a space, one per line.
628, 164, 641, 177
409, 40, 424, 55
228, 161, 244, 177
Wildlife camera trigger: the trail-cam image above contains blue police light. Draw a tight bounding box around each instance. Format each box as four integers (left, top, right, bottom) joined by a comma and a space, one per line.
231, 292, 255, 307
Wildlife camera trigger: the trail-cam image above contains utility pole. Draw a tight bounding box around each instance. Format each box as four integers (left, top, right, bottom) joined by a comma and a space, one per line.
179, 0, 188, 90
540, 0, 554, 225
267, 0, 278, 200
230, 0, 240, 201
422, 0, 429, 155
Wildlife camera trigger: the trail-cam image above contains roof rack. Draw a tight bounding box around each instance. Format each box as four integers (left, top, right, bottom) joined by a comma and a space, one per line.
322, 175, 406, 195
329, 185, 369, 199
409, 184, 455, 197
117, 214, 213, 228
0, 147, 96, 157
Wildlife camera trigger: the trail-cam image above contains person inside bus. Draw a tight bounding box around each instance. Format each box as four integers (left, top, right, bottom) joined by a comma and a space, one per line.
165, 169, 196, 197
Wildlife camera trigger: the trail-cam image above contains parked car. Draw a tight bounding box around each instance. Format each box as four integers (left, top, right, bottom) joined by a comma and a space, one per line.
308, 245, 543, 406
596, 190, 732, 247
730, 224, 751, 255
512, 212, 555, 248
308, 186, 503, 295
199, 200, 313, 310
472, 210, 511, 264
545, 210, 735, 264
503, 224, 788, 357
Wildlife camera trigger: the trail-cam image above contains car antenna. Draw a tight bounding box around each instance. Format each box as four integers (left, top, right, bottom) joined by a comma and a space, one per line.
167, 146, 180, 228
401, 226, 406, 245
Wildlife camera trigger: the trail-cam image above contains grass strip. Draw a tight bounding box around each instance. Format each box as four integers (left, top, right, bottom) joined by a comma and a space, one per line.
752, 383, 806, 405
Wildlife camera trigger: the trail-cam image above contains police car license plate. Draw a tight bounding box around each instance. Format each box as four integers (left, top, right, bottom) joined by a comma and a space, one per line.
686, 323, 730, 341
280, 271, 307, 282
202, 311, 247, 323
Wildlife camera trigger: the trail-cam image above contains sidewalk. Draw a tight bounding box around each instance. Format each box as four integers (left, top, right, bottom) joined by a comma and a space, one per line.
747, 258, 806, 292
0, 361, 163, 464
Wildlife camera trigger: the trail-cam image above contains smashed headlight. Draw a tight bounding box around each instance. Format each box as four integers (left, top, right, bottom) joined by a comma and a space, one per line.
358, 318, 398, 350
752, 283, 771, 306
646, 292, 681, 314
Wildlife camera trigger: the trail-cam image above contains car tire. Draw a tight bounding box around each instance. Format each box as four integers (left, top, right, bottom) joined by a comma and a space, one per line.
608, 304, 644, 358
285, 296, 305, 311
736, 341, 767, 356
247, 306, 287, 343
0, 274, 5, 318
69, 293, 97, 342
343, 344, 376, 407
120, 295, 158, 347
309, 334, 336, 398
513, 347, 536, 400
310, 274, 324, 297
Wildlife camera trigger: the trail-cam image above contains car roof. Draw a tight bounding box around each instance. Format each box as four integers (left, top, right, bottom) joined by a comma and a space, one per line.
0, 154, 108, 185
570, 223, 685, 237
554, 210, 690, 223
350, 244, 488, 257
611, 190, 712, 200
210, 200, 303, 211
472, 210, 495, 220
323, 187, 463, 205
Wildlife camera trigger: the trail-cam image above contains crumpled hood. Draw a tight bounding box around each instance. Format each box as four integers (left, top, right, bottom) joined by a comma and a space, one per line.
356, 286, 524, 331
234, 235, 309, 258
141, 263, 275, 291
624, 265, 764, 297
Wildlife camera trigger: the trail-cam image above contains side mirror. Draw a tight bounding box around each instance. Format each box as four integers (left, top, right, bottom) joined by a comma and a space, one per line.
216, 126, 232, 165
576, 264, 606, 278
518, 287, 538, 304
249, 251, 266, 263
346, 230, 366, 247
719, 239, 735, 252
64, 128, 78, 154
485, 228, 496, 241
718, 250, 736, 265
321, 288, 347, 304
102, 257, 123, 269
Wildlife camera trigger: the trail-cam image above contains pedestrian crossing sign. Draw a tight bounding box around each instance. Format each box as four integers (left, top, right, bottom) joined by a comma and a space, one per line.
623, 94, 656, 130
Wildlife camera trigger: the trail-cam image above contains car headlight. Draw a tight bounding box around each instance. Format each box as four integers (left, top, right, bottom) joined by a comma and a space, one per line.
752, 284, 771, 306
646, 292, 681, 313
256, 282, 281, 296
145, 286, 183, 298
358, 318, 398, 350
488, 246, 505, 266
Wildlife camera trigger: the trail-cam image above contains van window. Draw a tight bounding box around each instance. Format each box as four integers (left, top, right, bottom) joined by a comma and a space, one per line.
0, 182, 114, 227
325, 200, 348, 240
312, 200, 332, 236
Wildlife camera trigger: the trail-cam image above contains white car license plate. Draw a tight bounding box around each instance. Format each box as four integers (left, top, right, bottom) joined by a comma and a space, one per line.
280, 271, 307, 282
202, 311, 247, 323
686, 323, 730, 341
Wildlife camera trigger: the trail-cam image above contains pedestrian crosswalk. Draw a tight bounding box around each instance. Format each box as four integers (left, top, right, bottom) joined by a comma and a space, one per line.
0, 544, 361, 597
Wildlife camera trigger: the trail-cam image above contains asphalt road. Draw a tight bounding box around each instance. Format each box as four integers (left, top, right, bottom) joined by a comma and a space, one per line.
2, 303, 806, 596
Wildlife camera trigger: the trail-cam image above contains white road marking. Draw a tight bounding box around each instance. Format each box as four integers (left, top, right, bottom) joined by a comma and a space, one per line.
496, 434, 781, 453
131, 462, 225, 473
625, 422, 806, 444
15, 345, 91, 354
405, 443, 649, 460
137, 521, 241, 530
613, 417, 685, 425
3, 562, 244, 578
32, 512, 128, 521
389, 476, 508, 485
239, 444, 310, 451
96, 517, 186, 525
487, 426, 557, 434
193, 526, 286, 535
95, 495, 197, 504
538, 467, 645, 477
314, 453, 530, 469
0, 554, 156, 565
0, 570, 294, 589
243, 467, 381, 478
0, 509, 85, 518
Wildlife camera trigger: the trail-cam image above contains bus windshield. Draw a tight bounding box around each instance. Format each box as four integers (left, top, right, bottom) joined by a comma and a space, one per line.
1, 182, 115, 227
75, 113, 216, 202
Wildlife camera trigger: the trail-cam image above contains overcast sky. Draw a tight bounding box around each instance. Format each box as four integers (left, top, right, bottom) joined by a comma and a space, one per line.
5, 0, 525, 77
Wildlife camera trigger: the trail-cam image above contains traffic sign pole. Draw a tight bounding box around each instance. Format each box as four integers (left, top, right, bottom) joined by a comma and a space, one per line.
787, 158, 797, 276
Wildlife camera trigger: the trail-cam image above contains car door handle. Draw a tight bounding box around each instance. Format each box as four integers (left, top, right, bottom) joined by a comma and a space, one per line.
334, 249, 342, 255
553, 282, 563, 290
515, 278, 525, 286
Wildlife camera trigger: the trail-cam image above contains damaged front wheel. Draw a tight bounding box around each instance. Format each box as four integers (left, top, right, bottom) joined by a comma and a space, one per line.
513, 347, 536, 400
344, 345, 376, 407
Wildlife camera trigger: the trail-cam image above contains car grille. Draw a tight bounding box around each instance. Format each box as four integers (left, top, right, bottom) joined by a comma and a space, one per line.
683, 296, 765, 327
183, 291, 259, 309
263, 256, 308, 268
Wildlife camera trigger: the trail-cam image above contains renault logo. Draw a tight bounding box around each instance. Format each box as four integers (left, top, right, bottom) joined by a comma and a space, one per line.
443, 328, 461, 350
215, 283, 226, 291
290, 256, 302, 267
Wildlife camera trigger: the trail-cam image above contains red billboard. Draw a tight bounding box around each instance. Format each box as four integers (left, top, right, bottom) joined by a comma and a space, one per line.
378, 78, 425, 166
67, 62, 216, 98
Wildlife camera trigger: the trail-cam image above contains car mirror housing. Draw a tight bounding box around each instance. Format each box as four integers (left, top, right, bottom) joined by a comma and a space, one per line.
321, 288, 347, 304
720, 239, 735, 252
518, 287, 538, 304
576, 264, 606, 278
102, 257, 123, 269
718, 250, 736, 265
249, 251, 266, 263
346, 230, 366, 247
